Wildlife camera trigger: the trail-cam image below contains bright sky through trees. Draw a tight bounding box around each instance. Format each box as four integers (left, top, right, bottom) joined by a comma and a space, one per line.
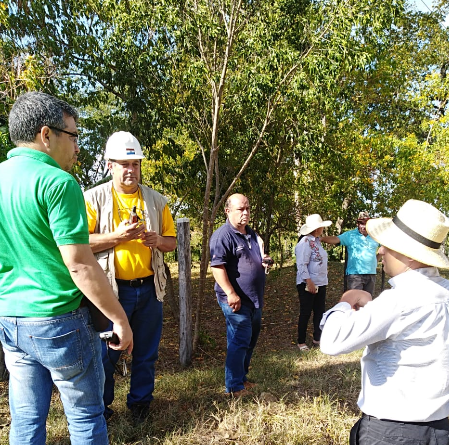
410, 0, 449, 24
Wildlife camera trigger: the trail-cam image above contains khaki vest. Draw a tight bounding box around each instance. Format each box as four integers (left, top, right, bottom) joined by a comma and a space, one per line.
84, 180, 168, 302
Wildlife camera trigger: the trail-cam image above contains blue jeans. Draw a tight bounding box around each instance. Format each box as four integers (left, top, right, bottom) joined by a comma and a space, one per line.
0, 306, 108, 445
103, 278, 162, 416
219, 301, 262, 393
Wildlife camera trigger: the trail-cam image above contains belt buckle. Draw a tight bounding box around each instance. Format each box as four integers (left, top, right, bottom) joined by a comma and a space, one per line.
129, 278, 144, 287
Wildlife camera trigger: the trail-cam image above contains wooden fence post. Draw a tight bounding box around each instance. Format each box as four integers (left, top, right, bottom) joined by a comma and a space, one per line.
177, 218, 193, 367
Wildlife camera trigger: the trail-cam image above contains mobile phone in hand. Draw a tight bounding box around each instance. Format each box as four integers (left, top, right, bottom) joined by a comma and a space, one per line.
99, 331, 119, 344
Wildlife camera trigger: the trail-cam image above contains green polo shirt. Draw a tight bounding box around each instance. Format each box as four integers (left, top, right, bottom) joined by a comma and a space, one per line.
0, 147, 89, 316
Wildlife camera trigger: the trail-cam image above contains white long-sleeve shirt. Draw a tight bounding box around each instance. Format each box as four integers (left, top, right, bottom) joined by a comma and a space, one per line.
320, 267, 449, 422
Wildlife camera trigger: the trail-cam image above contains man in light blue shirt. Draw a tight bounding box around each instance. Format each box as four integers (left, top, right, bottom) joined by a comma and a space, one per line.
321, 212, 380, 295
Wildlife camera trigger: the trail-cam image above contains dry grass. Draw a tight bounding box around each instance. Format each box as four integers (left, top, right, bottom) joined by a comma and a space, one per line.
0, 262, 366, 444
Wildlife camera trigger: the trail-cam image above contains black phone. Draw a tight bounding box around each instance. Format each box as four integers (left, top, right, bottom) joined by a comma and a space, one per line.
129, 205, 139, 224
99, 331, 119, 344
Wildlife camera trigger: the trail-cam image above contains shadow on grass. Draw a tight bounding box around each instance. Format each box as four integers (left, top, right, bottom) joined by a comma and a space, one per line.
0, 262, 366, 445
102, 348, 362, 444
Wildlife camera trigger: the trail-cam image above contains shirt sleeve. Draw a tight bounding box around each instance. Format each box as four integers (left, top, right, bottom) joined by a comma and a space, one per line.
47, 178, 89, 246
320, 290, 401, 355
295, 239, 312, 281
161, 204, 176, 237
85, 200, 98, 234
210, 231, 229, 267
337, 231, 349, 246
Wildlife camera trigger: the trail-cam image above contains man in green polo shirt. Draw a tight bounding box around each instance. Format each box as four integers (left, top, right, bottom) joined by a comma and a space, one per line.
0, 91, 133, 445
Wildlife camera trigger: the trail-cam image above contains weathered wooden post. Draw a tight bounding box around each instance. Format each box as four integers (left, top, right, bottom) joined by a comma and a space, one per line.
177, 218, 193, 367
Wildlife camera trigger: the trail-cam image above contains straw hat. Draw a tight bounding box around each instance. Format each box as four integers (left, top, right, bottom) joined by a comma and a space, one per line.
366, 199, 449, 269
300, 214, 332, 235
357, 211, 370, 223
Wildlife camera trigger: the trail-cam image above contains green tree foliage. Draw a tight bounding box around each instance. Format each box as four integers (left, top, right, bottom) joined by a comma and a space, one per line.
4, 0, 175, 186
0, 1, 59, 160
295, 4, 449, 233
4, 0, 449, 351
0, 125, 12, 162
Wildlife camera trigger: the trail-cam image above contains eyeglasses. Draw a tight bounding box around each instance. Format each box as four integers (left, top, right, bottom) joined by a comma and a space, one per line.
47, 125, 79, 142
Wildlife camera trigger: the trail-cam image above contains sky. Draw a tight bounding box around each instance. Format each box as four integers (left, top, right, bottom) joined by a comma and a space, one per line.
409, 0, 449, 24
410, 0, 433, 12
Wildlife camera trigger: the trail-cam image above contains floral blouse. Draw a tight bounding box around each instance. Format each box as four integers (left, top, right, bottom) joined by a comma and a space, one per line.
295, 235, 328, 286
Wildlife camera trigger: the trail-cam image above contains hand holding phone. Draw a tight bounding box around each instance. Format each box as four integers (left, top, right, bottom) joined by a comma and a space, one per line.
99, 331, 119, 344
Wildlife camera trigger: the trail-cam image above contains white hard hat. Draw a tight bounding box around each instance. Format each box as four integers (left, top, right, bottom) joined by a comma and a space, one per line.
104, 131, 145, 160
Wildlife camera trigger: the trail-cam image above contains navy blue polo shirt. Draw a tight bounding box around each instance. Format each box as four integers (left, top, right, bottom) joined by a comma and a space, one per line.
210, 220, 266, 309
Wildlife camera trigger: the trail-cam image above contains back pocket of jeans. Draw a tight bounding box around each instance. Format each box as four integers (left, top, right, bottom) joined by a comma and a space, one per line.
30, 329, 83, 380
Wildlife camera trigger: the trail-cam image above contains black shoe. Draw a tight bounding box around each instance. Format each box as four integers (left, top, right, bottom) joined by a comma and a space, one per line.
104, 407, 114, 421
130, 403, 150, 424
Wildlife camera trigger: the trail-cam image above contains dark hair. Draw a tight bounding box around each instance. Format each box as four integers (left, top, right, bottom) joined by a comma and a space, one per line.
8, 91, 78, 145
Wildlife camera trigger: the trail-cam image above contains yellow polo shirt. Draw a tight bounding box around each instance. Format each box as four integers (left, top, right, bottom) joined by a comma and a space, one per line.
86, 189, 176, 280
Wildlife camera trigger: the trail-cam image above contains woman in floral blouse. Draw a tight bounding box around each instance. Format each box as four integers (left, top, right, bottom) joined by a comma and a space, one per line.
295, 214, 332, 351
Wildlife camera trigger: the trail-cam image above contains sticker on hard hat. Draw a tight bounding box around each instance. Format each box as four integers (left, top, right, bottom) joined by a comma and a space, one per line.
126, 148, 136, 155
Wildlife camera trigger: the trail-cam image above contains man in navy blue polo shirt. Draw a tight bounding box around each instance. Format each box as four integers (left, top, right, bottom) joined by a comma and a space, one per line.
210, 193, 272, 397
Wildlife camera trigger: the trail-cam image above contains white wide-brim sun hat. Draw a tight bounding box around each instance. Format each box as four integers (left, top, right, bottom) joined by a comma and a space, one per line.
366, 199, 449, 269
300, 214, 332, 236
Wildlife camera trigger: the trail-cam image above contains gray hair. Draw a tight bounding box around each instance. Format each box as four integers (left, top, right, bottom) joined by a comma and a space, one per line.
9, 91, 78, 145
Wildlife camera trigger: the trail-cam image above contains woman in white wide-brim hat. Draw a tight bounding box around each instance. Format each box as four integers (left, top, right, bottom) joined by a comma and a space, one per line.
295, 214, 332, 351
320, 200, 449, 444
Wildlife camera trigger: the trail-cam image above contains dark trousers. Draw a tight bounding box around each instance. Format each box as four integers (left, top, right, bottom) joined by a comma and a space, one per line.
103, 277, 162, 418
347, 274, 376, 296
296, 283, 326, 344
350, 414, 449, 445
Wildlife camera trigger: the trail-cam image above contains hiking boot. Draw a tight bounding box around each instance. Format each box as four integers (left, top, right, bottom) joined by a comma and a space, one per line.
227, 388, 251, 398
129, 403, 150, 424
243, 381, 257, 390
104, 407, 114, 421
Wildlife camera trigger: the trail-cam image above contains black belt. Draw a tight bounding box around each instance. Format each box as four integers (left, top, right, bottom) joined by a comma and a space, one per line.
116, 276, 153, 288
362, 413, 449, 428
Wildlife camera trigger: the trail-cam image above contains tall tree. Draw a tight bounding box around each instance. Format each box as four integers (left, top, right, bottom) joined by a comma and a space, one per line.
7, 0, 432, 353
166, 0, 406, 347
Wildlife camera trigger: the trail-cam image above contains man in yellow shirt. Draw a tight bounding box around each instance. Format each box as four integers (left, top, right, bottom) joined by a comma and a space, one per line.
84, 131, 176, 423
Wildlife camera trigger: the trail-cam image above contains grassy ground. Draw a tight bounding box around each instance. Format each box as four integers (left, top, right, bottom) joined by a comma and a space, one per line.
0, 261, 376, 444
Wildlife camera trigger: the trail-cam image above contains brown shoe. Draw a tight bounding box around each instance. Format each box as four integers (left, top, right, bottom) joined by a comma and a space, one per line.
243, 381, 257, 390
227, 388, 251, 398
